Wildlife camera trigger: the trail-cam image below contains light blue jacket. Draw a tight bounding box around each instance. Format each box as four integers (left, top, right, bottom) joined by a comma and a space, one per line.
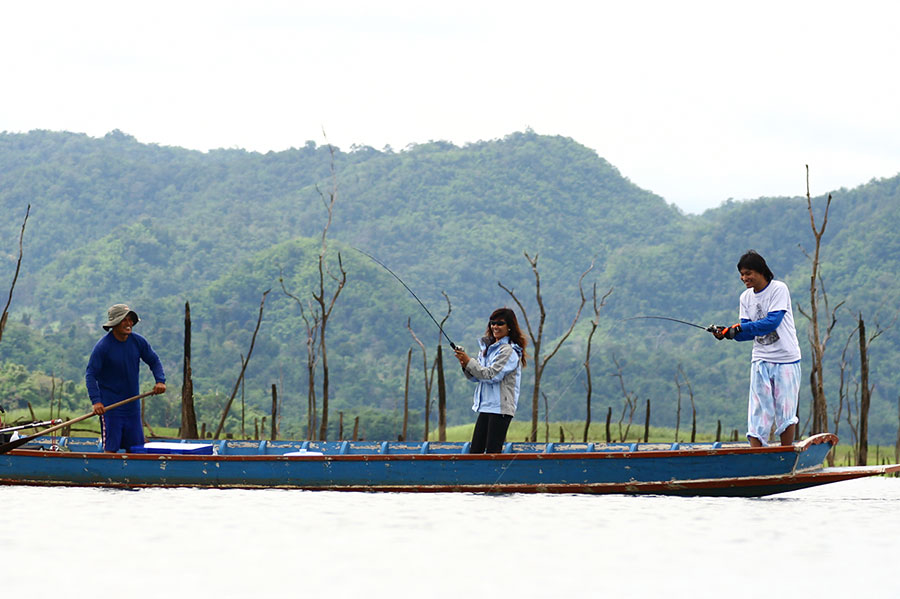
463, 335, 522, 416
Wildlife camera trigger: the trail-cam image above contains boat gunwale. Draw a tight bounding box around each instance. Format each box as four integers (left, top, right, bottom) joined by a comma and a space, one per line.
4, 433, 838, 463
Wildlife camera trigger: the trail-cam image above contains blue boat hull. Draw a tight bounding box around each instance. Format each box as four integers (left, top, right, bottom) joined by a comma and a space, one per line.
3, 433, 892, 497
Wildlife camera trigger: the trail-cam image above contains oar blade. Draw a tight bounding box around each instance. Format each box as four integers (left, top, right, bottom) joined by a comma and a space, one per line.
0, 433, 42, 455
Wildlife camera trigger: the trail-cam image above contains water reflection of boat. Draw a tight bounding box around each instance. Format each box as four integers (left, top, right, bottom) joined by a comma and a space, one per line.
1, 433, 896, 497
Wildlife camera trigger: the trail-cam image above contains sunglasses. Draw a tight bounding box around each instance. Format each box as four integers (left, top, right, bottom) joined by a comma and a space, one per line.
489, 320, 507, 327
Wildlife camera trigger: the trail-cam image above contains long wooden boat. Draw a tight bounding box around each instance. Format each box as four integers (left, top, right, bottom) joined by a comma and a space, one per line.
1, 433, 896, 496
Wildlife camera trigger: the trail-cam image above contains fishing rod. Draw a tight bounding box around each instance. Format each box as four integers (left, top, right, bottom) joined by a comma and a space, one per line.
0, 419, 63, 435
353, 247, 460, 351
624, 316, 722, 333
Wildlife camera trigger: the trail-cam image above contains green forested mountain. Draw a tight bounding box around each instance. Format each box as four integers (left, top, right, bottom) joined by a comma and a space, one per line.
1, 129, 898, 443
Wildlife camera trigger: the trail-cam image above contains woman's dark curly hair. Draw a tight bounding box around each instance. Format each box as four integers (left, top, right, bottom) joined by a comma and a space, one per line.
482, 307, 528, 367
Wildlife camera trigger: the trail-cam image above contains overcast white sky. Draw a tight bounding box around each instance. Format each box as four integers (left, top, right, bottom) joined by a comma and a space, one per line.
2, 1, 898, 214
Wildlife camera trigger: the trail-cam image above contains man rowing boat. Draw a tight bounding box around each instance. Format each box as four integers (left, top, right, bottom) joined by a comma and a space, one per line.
85, 304, 166, 452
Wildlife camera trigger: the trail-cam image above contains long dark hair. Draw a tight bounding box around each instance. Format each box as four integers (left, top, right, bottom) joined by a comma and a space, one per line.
483, 307, 528, 367
737, 250, 774, 282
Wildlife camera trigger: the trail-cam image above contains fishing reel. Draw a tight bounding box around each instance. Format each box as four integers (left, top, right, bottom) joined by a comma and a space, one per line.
708, 324, 741, 339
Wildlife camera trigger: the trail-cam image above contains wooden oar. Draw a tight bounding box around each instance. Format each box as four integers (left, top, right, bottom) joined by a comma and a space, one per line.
0, 391, 155, 455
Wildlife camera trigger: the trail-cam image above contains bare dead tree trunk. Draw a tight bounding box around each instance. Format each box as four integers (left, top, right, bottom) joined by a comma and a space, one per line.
180, 301, 199, 439
435, 346, 447, 441
835, 330, 854, 434
408, 319, 434, 441
271, 384, 278, 441
142, 408, 157, 439
278, 368, 284, 440
612, 355, 638, 442
798, 284, 842, 437
856, 313, 885, 465
313, 140, 346, 441
857, 315, 870, 465
605, 406, 612, 443
895, 396, 899, 466
314, 252, 345, 442
0, 204, 29, 345
51, 373, 61, 423
214, 289, 270, 439
644, 399, 650, 442
500, 252, 594, 441
676, 365, 697, 443
833, 323, 859, 465
801, 166, 833, 434
402, 348, 411, 441
674, 369, 683, 442
49, 372, 56, 420
691, 405, 697, 443
280, 271, 321, 440
436, 291, 452, 442
584, 328, 595, 442
543, 391, 549, 442
845, 379, 860, 453
583, 283, 613, 442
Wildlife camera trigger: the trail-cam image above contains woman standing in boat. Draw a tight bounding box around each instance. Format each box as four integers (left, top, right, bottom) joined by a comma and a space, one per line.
453, 307, 527, 453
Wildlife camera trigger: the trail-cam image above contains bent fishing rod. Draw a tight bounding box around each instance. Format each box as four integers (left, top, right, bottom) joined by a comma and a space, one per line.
353, 247, 460, 351
624, 316, 724, 333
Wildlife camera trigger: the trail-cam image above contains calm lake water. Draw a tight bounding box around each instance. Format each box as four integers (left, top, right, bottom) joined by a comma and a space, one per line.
3, 478, 899, 598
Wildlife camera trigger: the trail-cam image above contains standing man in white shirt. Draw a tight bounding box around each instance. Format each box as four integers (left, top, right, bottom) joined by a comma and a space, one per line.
712, 250, 802, 447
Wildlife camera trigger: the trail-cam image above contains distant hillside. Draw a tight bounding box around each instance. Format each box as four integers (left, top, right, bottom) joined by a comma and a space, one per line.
1, 129, 899, 444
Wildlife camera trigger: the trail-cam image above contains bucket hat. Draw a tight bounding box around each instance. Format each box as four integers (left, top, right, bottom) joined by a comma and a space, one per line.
102, 304, 139, 331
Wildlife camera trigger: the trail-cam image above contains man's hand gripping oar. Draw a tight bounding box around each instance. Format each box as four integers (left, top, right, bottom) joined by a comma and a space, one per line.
0, 390, 158, 455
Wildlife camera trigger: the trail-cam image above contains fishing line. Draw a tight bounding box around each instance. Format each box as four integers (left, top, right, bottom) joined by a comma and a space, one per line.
353, 247, 459, 350
355, 246, 605, 487
487, 330, 607, 491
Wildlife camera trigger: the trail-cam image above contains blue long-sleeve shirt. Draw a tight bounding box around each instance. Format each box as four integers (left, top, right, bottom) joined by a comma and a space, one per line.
733, 310, 785, 342
85, 332, 165, 415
